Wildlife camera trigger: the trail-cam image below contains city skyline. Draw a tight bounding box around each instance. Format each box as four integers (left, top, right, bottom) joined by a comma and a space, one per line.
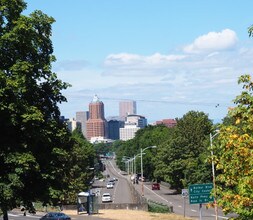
24, 1, 253, 123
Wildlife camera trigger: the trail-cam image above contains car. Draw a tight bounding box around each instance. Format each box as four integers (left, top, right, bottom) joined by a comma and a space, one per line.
112, 177, 118, 181
108, 179, 116, 184
138, 176, 146, 182
152, 183, 160, 190
106, 182, 114, 189
40, 212, 71, 220
102, 193, 112, 203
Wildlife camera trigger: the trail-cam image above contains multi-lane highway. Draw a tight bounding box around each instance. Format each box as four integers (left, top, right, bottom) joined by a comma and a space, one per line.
101, 159, 236, 220
93, 159, 134, 204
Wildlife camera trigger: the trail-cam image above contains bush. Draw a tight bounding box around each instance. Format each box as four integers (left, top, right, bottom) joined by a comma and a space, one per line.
148, 200, 172, 213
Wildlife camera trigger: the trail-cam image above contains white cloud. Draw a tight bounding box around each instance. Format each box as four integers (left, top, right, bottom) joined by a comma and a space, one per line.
104, 53, 185, 67
58, 29, 253, 122
183, 29, 238, 53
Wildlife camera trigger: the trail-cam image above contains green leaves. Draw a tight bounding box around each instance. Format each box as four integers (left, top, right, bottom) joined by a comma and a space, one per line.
0, 0, 75, 213
153, 111, 212, 190
216, 74, 253, 218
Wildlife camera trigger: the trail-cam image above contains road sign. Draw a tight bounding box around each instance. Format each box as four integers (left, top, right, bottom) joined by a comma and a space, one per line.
189, 183, 214, 204
182, 188, 188, 197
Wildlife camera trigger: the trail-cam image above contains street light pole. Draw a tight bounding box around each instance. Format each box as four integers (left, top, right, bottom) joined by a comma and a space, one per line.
141, 146, 157, 196
141, 148, 143, 195
210, 131, 219, 220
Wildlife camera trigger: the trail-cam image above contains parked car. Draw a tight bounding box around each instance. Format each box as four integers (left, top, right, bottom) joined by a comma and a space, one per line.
102, 193, 112, 203
106, 182, 114, 189
40, 212, 71, 220
152, 183, 160, 190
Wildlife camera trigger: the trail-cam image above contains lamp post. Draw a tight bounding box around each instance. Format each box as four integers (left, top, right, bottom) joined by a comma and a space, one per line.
141, 146, 157, 196
122, 156, 131, 175
210, 131, 219, 220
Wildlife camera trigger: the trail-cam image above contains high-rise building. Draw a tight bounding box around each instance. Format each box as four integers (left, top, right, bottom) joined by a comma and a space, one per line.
86, 95, 107, 140
76, 111, 89, 138
119, 100, 136, 119
119, 114, 147, 141
108, 119, 125, 140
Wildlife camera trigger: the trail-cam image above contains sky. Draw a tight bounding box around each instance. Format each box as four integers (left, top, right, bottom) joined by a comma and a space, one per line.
24, 0, 253, 123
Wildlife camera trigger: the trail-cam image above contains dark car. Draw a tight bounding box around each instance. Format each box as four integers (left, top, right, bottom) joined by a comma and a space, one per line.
40, 212, 71, 220
152, 183, 160, 190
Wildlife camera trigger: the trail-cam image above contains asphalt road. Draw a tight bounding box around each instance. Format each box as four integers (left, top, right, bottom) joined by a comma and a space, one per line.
93, 159, 133, 204
105, 159, 236, 220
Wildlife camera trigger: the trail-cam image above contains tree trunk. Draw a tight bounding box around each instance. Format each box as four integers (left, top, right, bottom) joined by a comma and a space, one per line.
3, 211, 8, 220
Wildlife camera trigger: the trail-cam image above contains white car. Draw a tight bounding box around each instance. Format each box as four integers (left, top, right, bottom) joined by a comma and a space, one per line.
102, 193, 112, 203
106, 182, 114, 189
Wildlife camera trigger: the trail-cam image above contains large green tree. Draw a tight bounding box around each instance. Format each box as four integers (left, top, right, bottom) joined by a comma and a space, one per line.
216, 75, 253, 219
60, 130, 95, 203
0, 0, 77, 218
115, 124, 171, 179
154, 111, 213, 190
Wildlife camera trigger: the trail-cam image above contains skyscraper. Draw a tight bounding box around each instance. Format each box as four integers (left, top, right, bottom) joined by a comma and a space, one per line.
86, 95, 107, 140
76, 111, 89, 138
119, 100, 136, 119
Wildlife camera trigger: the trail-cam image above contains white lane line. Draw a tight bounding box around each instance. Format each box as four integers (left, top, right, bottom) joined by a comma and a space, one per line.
191, 209, 197, 212
144, 185, 172, 204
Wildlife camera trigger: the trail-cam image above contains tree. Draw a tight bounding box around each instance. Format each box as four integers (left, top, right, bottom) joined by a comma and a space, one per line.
216, 75, 253, 219
154, 111, 213, 190
0, 0, 73, 218
60, 129, 95, 203
115, 125, 171, 178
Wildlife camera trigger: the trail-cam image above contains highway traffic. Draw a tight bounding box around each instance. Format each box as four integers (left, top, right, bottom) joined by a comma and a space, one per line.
98, 158, 235, 220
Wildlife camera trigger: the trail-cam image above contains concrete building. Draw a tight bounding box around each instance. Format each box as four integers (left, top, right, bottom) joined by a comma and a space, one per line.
67, 118, 81, 132
86, 95, 108, 140
119, 100, 136, 119
120, 114, 147, 141
76, 111, 89, 138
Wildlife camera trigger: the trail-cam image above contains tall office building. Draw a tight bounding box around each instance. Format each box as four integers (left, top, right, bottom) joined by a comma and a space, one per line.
86, 95, 107, 140
119, 100, 137, 119
76, 111, 89, 138
119, 114, 147, 141
107, 119, 125, 140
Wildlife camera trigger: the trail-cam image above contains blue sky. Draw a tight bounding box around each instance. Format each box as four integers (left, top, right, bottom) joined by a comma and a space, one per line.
25, 0, 253, 123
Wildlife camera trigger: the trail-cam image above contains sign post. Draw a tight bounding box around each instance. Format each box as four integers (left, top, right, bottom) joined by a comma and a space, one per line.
189, 183, 214, 220
182, 189, 188, 217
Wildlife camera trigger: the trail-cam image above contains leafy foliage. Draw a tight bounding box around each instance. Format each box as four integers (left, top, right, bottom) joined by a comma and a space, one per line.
153, 111, 213, 190
216, 75, 253, 219
115, 125, 171, 179
0, 0, 95, 215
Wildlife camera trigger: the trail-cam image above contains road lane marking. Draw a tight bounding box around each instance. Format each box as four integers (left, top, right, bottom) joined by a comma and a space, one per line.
191, 209, 197, 212
144, 185, 172, 204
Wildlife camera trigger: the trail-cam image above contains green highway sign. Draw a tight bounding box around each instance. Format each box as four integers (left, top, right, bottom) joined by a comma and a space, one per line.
189, 183, 214, 204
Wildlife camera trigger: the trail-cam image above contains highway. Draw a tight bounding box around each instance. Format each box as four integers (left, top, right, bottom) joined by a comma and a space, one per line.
93, 159, 134, 204
101, 159, 236, 220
